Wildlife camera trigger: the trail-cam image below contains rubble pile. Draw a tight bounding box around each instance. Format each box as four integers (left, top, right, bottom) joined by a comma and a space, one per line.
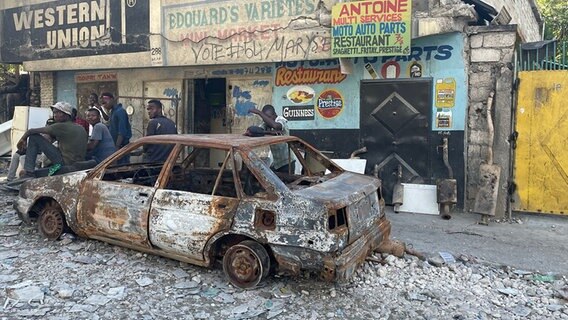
0, 195, 566, 319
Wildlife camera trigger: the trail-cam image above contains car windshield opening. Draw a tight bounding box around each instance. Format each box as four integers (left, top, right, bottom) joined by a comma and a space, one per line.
251, 140, 342, 191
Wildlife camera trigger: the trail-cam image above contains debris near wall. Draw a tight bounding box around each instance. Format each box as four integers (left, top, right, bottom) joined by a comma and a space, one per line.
2, 187, 568, 318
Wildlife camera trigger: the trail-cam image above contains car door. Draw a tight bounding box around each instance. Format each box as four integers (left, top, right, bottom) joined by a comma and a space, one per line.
76, 144, 168, 248
148, 145, 239, 261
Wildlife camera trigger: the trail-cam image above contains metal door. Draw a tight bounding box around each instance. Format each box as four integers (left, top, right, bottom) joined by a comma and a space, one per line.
514, 70, 568, 215
360, 79, 432, 204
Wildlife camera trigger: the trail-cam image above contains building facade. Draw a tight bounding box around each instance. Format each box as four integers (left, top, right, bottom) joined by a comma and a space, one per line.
0, 0, 542, 216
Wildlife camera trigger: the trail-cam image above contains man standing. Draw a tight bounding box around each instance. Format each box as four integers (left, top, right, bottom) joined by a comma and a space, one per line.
101, 92, 131, 164
248, 104, 293, 173
86, 108, 116, 164
88, 93, 109, 123
143, 99, 177, 162
16, 102, 87, 178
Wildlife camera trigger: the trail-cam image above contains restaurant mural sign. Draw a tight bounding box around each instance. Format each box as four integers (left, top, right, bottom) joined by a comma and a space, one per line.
331, 0, 411, 58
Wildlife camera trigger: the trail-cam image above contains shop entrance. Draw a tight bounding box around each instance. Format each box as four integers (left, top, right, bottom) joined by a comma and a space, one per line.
191, 78, 228, 135
186, 76, 273, 165
360, 79, 433, 204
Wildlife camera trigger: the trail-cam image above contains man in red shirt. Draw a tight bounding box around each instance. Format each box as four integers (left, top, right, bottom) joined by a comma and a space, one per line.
72, 107, 89, 134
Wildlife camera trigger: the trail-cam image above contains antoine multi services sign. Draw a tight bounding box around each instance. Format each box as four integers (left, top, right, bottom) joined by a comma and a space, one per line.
331, 0, 412, 58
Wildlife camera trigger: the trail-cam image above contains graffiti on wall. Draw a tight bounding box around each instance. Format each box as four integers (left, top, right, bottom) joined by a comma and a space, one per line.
232, 86, 257, 116
161, 0, 332, 65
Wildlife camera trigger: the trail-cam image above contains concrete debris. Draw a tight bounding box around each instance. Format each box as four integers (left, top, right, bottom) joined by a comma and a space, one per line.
0, 230, 18, 237
84, 294, 111, 306
106, 286, 126, 299
6, 285, 45, 302
173, 280, 198, 289
0, 190, 566, 318
0, 250, 18, 260
0, 274, 19, 283
135, 277, 153, 287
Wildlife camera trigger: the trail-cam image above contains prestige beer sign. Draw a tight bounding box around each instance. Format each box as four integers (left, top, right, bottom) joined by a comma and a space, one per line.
331, 0, 412, 58
316, 89, 344, 119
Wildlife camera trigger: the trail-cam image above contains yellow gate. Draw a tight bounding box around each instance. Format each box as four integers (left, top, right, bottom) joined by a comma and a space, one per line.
514, 70, 568, 215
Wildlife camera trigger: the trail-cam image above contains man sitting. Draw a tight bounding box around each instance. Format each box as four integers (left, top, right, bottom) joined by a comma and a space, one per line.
16, 102, 88, 178
86, 108, 116, 164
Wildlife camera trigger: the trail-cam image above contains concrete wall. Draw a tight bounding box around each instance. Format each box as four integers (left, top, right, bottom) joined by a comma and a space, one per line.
482, 0, 542, 42
466, 25, 517, 217
39, 72, 55, 107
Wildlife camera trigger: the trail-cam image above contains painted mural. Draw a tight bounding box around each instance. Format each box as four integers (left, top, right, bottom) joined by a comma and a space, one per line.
273, 32, 467, 131
160, 0, 332, 66
273, 59, 359, 129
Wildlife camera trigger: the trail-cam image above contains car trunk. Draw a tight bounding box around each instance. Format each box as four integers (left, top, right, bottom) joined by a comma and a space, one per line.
294, 172, 382, 244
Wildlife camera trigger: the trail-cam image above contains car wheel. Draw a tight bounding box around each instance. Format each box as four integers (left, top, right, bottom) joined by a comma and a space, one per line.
222, 240, 270, 289
38, 200, 67, 240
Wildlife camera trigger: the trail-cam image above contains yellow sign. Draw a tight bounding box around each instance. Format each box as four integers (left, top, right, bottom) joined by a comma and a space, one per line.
435, 78, 456, 108
331, 0, 412, 57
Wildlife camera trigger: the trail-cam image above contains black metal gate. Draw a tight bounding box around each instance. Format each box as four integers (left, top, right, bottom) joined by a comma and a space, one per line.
360, 79, 432, 204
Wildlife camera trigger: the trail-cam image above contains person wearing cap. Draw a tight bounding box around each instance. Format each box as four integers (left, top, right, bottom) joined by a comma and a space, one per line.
16, 102, 88, 178
100, 92, 131, 164
4, 118, 55, 182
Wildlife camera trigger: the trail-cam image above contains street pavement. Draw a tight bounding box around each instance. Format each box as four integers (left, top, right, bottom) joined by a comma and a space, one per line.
388, 207, 568, 275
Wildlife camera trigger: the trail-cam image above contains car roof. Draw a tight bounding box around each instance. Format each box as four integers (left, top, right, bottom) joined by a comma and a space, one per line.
133, 134, 300, 149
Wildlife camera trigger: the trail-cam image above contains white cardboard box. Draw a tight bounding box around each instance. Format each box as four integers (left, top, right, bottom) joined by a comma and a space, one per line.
398, 183, 440, 215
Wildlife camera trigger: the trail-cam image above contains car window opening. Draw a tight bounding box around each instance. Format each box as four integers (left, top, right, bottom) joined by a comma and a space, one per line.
257, 141, 343, 191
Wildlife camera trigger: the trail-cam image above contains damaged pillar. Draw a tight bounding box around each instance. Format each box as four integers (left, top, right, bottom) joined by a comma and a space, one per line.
465, 25, 517, 218
39, 72, 55, 107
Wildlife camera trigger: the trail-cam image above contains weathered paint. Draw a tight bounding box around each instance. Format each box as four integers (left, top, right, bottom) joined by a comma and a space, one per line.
76, 179, 153, 247
16, 134, 392, 284
149, 190, 237, 260
160, 0, 331, 66
514, 71, 568, 215
17, 171, 87, 227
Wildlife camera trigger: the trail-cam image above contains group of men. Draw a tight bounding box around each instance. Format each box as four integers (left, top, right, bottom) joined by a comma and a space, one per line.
12, 94, 177, 180
10, 95, 290, 180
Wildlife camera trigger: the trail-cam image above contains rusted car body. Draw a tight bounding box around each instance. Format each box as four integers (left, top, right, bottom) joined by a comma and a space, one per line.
15, 134, 391, 288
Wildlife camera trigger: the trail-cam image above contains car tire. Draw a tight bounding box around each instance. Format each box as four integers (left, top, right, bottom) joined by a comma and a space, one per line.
222, 240, 270, 289
38, 200, 68, 241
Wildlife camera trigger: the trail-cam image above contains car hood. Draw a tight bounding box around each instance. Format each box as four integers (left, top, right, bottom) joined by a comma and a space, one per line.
294, 172, 380, 209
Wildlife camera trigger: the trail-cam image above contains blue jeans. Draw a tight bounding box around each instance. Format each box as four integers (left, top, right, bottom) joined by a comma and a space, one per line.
24, 135, 63, 174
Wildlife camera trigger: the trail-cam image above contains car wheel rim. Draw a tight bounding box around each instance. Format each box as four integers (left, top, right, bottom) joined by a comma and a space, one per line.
223, 241, 268, 289
39, 202, 65, 240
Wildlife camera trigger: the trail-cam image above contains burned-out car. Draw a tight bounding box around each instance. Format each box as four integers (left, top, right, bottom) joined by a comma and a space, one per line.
15, 134, 391, 288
